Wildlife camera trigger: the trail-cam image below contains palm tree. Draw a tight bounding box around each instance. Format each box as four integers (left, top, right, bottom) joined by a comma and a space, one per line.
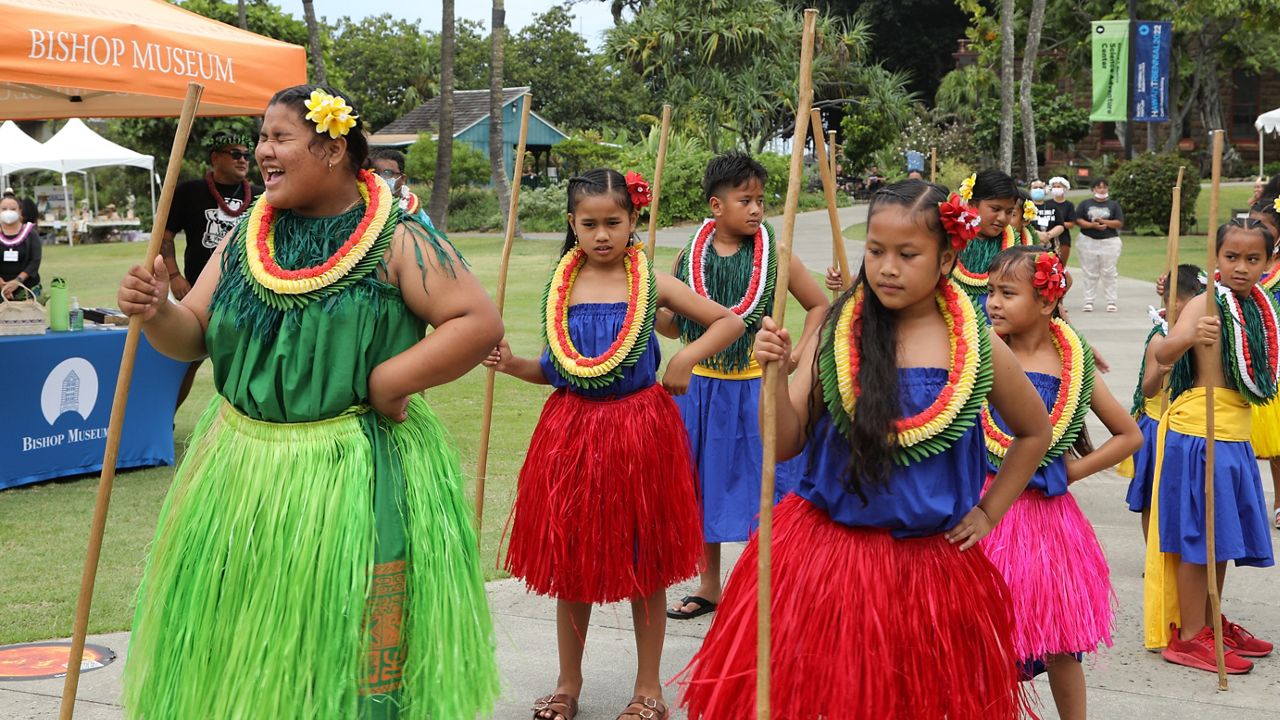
1019, 0, 1047, 179
301, 0, 326, 84
997, 0, 1015, 174
429, 0, 457, 229
237, 0, 247, 29
489, 0, 516, 237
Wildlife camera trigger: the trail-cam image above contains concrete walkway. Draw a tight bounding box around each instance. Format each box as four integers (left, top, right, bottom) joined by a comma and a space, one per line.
4, 204, 1278, 719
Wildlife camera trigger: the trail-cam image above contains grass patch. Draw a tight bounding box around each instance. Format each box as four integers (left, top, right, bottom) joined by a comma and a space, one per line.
0, 237, 814, 645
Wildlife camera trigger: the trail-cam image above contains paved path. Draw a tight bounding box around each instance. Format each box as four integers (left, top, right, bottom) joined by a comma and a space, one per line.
5, 203, 1278, 719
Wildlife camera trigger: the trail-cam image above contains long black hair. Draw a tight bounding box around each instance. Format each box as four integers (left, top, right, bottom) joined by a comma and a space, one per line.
560, 168, 639, 256
812, 179, 951, 501
987, 245, 1095, 457
970, 168, 1018, 204
267, 84, 369, 175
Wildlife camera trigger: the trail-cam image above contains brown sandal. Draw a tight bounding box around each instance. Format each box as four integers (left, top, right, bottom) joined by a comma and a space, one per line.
532, 693, 578, 720
617, 694, 669, 720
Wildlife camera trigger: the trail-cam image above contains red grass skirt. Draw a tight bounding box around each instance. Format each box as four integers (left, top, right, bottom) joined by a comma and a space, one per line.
504, 384, 703, 603
678, 495, 1027, 720
980, 481, 1115, 660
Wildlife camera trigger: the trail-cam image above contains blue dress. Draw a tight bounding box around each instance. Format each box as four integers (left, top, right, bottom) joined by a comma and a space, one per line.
985, 371, 1069, 497
793, 367, 987, 536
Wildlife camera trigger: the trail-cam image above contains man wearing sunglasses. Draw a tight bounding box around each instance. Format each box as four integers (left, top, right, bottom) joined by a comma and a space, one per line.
160, 131, 263, 407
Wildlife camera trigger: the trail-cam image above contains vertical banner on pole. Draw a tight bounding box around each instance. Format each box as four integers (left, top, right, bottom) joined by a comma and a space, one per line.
1133, 21, 1172, 122
1090, 20, 1130, 122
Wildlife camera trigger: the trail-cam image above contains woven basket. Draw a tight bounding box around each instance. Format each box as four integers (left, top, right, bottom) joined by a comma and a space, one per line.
0, 283, 48, 336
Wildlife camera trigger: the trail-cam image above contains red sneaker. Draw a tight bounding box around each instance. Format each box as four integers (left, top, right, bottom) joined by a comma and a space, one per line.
1223, 616, 1273, 658
1161, 624, 1254, 674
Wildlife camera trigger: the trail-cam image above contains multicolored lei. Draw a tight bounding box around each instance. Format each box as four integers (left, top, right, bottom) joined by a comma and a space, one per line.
819, 276, 993, 464
951, 224, 1029, 291
543, 245, 657, 390
982, 318, 1094, 465
244, 169, 391, 295
1216, 278, 1280, 405
687, 218, 775, 325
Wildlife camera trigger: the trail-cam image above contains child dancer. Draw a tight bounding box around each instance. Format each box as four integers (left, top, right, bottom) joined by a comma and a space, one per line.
117, 85, 499, 719
1246, 196, 1280, 528
1122, 264, 1202, 540
1145, 218, 1277, 673
662, 152, 829, 621
982, 247, 1141, 720
487, 168, 743, 720
951, 170, 1030, 311
679, 180, 1053, 719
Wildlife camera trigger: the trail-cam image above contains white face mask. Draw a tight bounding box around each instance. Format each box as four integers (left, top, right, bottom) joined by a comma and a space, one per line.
0, 210, 20, 225
1094, 192, 1109, 201
1051, 187, 1066, 199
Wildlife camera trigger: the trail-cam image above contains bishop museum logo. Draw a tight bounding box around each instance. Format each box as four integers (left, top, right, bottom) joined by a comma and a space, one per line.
21, 357, 107, 451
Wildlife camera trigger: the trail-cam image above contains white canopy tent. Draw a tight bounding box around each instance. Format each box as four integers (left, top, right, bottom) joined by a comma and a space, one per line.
1255, 108, 1280, 178
0, 120, 47, 179
1, 118, 155, 244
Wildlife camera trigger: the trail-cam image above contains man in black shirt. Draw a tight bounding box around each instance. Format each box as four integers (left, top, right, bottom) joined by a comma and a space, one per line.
161, 132, 262, 408
1072, 177, 1125, 313
161, 132, 262, 300
1031, 176, 1075, 263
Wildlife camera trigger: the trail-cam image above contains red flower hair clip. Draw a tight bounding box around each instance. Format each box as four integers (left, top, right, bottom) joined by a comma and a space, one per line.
625, 171, 652, 210
1033, 251, 1067, 304
938, 193, 980, 251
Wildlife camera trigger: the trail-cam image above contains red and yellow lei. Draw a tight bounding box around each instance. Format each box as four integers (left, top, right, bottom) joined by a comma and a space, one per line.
244, 169, 391, 295
951, 224, 1030, 291
818, 276, 992, 463
982, 318, 1094, 465
542, 245, 657, 389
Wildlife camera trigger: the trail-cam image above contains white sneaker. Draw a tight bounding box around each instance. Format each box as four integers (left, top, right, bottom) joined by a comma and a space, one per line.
1107, 304, 1118, 313
1082, 303, 1094, 312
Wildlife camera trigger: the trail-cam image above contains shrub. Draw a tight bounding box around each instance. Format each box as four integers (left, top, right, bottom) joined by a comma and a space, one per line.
518, 184, 568, 233
1263, 161, 1280, 179
445, 186, 501, 232
404, 134, 490, 187
1110, 152, 1201, 236
936, 158, 975, 194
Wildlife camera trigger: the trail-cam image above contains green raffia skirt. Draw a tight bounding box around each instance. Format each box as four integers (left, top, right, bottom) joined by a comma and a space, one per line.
122, 395, 499, 719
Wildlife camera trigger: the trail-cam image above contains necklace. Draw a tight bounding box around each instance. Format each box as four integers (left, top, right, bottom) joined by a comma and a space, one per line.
952, 224, 1028, 292
1216, 277, 1280, 405
0, 223, 33, 247
205, 172, 252, 218
543, 245, 656, 389
243, 169, 391, 296
687, 218, 775, 324
982, 318, 1094, 465
818, 276, 991, 463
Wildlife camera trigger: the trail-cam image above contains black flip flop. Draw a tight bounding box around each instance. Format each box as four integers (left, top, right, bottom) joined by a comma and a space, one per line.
666, 595, 717, 620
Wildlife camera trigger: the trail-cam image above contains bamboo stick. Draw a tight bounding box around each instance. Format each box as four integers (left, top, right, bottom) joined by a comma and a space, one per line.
930, 146, 937, 183
810, 111, 850, 291
59, 82, 205, 720
645, 104, 673, 260
1159, 166, 1186, 418
1203, 129, 1227, 690
757, 9, 817, 719
474, 93, 533, 533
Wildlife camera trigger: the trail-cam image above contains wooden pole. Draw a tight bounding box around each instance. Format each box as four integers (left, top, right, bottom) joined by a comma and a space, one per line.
930, 146, 937, 183
826, 129, 838, 187
645, 104, 673, 260
758, 9, 817, 719
474, 94, 533, 533
58, 82, 205, 720
1159, 166, 1185, 417
1203, 129, 1228, 690
810, 111, 850, 292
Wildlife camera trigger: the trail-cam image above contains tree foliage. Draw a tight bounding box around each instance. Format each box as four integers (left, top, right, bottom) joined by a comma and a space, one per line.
839, 65, 918, 172
330, 16, 435, 131
1111, 152, 1202, 235
971, 83, 1091, 174
605, 0, 873, 152
405, 134, 490, 187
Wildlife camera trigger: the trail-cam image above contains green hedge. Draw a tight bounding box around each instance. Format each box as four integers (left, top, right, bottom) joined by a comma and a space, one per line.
1110, 153, 1201, 236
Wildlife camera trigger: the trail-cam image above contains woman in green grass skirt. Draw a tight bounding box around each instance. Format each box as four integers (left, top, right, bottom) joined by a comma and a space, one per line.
115, 85, 501, 719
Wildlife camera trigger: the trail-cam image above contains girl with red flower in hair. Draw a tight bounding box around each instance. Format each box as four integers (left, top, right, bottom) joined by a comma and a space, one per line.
485, 167, 743, 720
982, 246, 1141, 719
680, 179, 1052, 719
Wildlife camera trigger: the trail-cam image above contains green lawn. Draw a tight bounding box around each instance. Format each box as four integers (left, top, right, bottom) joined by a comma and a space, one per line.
0, 237, 814, 645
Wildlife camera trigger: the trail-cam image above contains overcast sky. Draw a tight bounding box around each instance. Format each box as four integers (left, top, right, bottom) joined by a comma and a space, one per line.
308, 0, 617, 47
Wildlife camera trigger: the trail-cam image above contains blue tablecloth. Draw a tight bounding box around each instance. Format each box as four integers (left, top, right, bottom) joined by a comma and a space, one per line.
0, 328, 187, 490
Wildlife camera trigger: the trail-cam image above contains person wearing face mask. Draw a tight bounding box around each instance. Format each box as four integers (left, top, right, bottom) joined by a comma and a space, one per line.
1032, 177, 1075, 264
1073, 177, 1124, 313
0, 192, 41, 300
369, 148, 435, 228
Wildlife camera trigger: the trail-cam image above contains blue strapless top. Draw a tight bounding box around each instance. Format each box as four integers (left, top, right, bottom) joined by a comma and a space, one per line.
985, 371, 1069, 496
794, 367, 986, 538
540, 302, 660, 398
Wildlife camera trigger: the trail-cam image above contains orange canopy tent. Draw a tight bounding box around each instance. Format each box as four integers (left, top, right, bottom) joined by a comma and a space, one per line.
0, 0, 307, 120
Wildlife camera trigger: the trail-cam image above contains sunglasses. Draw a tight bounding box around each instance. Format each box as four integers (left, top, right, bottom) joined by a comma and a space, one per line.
218, 150, 252, 160
375, 169, 404, 180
